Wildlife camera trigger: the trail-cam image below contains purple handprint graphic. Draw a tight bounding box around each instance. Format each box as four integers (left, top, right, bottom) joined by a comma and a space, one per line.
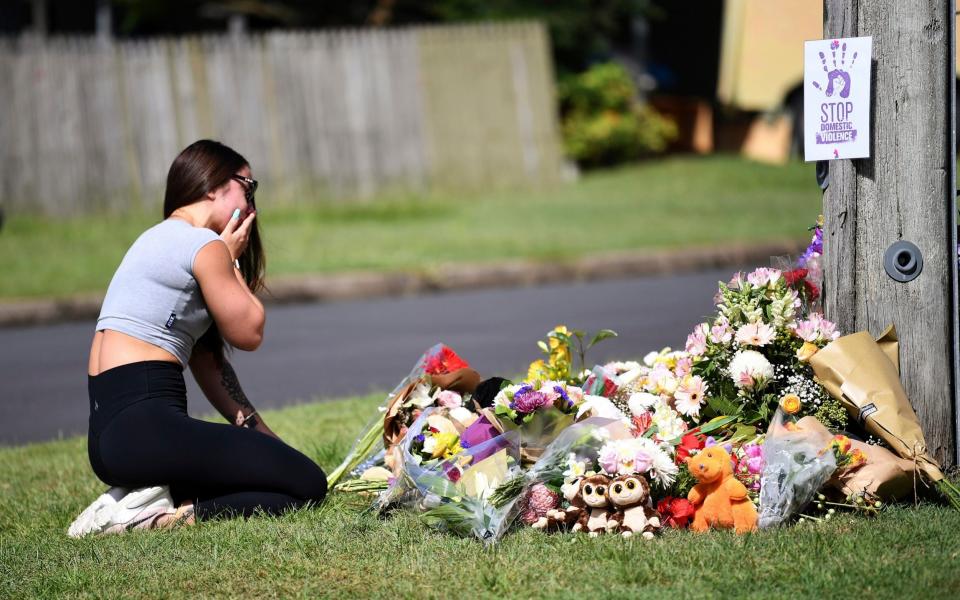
812, 40, 857, 98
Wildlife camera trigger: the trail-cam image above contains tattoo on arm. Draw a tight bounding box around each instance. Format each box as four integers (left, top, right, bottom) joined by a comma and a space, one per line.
220, 361, 259, 427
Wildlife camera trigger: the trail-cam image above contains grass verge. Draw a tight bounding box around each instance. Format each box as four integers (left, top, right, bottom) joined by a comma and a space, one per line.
2, 394, 958, 599
1, 156, 821, 300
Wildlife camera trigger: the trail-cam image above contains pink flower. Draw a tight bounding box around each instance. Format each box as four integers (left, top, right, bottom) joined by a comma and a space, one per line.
674, 357, 693, 379
520, 483, 559, 525
436, 390, 463, 408
735, 322, 775, 347
793, 319, 820, 342
710, 319, 733, 344
738, 371, 755, 388
816, 316, 840, 341
511, 388, 552, 414
674, 376, 707, 418
598, 446, 619, 475
685, 330, 707, 356
630, 450, 654, 474
747, 268, 782, 289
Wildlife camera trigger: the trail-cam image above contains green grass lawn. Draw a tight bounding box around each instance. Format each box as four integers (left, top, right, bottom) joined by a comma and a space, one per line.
3, 395, 958, 598
0, 155, 823, 300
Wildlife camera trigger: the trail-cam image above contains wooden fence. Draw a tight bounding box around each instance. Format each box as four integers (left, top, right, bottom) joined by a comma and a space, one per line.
0, 22, 564, 216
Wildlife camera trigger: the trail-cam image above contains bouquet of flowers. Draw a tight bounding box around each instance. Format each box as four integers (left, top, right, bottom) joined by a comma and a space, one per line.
378, 407, 522, 544
757, 406, 839, 529
673, 266, 848, 431
329, 344, 479, 487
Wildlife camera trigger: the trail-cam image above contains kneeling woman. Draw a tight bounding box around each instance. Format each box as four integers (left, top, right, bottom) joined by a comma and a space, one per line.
83, 140, 326, 532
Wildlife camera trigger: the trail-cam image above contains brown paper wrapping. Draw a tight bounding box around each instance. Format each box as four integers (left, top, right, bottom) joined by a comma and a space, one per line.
808, 326, 944, 484
795, 417, 915, 500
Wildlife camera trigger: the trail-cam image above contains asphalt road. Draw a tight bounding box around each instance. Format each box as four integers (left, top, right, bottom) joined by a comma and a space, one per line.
0, 267, 739, 446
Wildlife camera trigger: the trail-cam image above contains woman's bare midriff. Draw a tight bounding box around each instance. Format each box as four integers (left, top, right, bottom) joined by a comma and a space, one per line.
88, 330, 181, 376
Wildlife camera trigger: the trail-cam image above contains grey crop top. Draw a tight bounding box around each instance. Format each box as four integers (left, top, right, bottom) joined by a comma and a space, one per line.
96, 219, 222, 367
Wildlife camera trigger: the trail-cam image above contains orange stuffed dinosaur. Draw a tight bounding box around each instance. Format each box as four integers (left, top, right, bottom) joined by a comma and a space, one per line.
687, 445, 757, 534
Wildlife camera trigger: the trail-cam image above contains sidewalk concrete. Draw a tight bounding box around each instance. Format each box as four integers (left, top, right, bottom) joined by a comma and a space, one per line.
0, 239, 806, 327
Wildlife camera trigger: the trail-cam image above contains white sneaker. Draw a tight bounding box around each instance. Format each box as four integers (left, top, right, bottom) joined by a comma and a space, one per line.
69, 486, 175, 537
100, 486, 176, 534
67, 486, 128, 538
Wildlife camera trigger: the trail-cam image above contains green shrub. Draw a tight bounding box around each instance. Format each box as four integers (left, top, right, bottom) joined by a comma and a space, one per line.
559, 62, 677, 168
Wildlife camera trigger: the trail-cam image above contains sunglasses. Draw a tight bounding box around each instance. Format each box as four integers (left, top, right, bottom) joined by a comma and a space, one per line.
231, 175, 258, 209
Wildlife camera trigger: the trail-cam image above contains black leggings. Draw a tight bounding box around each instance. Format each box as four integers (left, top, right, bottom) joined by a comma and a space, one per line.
87, 361, 327, 521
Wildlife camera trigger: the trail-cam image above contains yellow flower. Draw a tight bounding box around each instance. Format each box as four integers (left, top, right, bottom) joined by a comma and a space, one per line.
527, 359, 549, 384
796, 342, 819, 362
833, 435, 852, 454
430, 432, 461, 459
780, 393, 801, 415
849, 449, 867, 467
548, 325, 570, 350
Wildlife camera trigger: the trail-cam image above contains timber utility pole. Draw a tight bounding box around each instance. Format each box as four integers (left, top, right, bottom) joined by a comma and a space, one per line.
822, 1, 958, 468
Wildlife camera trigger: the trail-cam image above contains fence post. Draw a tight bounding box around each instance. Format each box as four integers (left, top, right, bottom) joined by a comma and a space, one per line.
822, 0, 958, 467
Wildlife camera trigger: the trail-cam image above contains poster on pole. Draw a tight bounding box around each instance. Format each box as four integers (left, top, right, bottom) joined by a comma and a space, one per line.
804, 36, 872, 161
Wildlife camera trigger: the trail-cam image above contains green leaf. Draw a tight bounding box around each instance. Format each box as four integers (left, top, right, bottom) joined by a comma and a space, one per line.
706, 395, 741, 417
587, 329, 618, 349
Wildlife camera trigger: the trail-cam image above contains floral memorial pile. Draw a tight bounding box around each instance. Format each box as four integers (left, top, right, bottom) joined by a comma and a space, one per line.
331, 222, 960, 544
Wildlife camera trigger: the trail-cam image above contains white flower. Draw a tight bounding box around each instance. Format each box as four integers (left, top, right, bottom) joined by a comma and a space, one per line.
422, 436, 437, 456
651, 401, 686, 441
492, 384, 525, 409
648, 445, 680, 488
471, 471, 500, 501
406, 382, 435, 408
604, 361, 642, 375
628, 392, 660, 417
562, 453, 588, 481
448, 406, 477, 428
576, 394, 627, 421
643, 351, 660, 367
596, 437, 678, 487
728, 350, 775, 391
434, 389, 463, 408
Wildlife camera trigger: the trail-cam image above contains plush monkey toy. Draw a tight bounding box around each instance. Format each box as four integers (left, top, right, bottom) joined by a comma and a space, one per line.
571, 474, 612, 537
606, 474, 661, 539
532, 476, 586, 531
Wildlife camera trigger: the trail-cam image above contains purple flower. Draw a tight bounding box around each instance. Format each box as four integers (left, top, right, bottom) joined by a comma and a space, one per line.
414, 433, 425, 443
798, 227, 823, 268
746, 456, 764, 474
512, 389, 552, 414
554, 385, 569, 404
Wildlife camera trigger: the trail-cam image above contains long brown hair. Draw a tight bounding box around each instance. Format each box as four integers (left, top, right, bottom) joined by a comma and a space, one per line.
164, 139, 266, 365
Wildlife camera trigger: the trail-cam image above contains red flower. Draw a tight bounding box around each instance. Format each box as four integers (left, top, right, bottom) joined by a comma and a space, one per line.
601, 378, 618, 398
424, 345, 470, 375
631, 413, 652, 437
674, 433, 704, 464
657, 497, 695, 529
783, 268, 808, 287
804, 280, 820, 302
444, 464, 462, 483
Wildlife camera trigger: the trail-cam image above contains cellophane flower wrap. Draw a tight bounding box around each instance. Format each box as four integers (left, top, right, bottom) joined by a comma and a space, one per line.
328, 343, 473, 488
377, 407, 522, 544
757, 407, 837, 529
